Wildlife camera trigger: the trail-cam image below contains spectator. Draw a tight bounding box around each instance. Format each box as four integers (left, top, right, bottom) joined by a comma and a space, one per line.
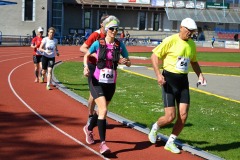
125, 31, 130, 44
120, 29, 125, 39
211, 36, 216, 48
197, 27, 205, 41
234, 33, 239, 41
73, 30, 78, 45
84, 30, 90, 40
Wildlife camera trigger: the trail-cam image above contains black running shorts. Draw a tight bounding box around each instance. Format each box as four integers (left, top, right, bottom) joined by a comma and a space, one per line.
33, 55, 42, 64
42, 56, 55, 70
162, 70, 190, 107
89, 76, 116, 101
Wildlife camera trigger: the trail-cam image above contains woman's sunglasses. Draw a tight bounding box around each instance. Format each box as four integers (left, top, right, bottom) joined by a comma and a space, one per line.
108, 27, 119, 32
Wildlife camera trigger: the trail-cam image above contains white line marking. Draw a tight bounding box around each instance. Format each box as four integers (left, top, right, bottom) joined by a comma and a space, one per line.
8, 61, 109, 160
0, 56, 30, 62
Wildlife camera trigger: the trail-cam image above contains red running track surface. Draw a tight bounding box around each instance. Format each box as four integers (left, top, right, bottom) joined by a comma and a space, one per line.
0, 46, 210, 160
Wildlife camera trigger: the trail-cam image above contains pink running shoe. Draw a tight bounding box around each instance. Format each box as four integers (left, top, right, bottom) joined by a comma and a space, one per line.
99, 141, 110, 155
83, 125, 94, 144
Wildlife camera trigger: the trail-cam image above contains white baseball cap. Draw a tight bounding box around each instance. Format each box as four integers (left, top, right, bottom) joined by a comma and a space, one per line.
37, 27, 44, 32
181, 18, 197, 30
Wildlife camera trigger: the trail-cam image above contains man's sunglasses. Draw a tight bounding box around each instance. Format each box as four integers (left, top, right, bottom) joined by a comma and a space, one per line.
108, 27, 119, 32
184, 27, 196, 33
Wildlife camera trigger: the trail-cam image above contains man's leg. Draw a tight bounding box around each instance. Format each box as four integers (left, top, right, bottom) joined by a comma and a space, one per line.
164, 103, 189, 154
172, 103, 189, 136
149, 107, 176, 143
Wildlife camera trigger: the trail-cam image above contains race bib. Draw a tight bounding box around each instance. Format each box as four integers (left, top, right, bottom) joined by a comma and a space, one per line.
45, 48, 53, 55
99, 68, 115, 83
176, 56, 190, 72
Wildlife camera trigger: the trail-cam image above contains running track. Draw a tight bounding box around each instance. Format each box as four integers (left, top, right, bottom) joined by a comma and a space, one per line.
1, 45, 237, 160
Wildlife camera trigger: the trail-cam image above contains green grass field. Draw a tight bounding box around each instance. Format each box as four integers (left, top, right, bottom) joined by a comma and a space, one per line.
54, 52, 240, 160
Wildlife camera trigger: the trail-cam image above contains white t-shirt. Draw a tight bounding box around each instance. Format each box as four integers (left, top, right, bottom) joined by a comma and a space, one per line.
42, 37, 58, 58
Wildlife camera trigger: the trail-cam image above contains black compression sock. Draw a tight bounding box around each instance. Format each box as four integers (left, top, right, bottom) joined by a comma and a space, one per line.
88, 113, 98, 131
97, 119, 106, 142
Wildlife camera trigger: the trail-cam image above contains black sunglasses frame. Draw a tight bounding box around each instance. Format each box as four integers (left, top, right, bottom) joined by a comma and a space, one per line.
108, 27, 119, 32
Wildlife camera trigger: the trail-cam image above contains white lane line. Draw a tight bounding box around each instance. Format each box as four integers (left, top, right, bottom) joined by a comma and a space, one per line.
8, 61, 109, 160
0, 53, 29, 57
0, 56, 30, 62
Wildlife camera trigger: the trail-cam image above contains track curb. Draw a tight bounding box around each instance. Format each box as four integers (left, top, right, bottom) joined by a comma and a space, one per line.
52, 61, 224, 160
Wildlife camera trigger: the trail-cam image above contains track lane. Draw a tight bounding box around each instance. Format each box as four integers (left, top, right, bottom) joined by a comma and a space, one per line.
1, 47, 106, 160
1, 46, 204, 160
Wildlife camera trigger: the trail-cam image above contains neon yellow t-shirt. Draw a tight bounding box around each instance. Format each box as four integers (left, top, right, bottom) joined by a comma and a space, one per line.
152, 34, 197, 74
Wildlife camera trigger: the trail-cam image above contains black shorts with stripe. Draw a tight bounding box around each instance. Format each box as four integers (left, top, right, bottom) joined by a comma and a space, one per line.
162, 70, 190, 107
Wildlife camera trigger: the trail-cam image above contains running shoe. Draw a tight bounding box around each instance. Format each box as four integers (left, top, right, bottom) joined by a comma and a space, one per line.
46, 85, 51, 90
99, 141, 110, 155
39, 76, 44, 83
164, 142, 180, 154
83, 125, 94, 144
148, 126, 157, 144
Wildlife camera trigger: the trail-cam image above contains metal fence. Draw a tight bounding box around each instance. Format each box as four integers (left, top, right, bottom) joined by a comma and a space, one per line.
0, 32, 238, 48
0, 34, 33, 46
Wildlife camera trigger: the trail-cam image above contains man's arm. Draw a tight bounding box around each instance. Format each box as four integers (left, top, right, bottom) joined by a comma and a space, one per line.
191, 61, 206, 84
151, 53, 165, 86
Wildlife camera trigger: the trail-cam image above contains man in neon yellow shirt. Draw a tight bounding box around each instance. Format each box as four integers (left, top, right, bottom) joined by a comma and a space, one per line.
149, 18, 207, 154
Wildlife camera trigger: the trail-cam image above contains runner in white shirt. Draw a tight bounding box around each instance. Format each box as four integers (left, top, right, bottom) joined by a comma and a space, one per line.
39, 27, 59, 90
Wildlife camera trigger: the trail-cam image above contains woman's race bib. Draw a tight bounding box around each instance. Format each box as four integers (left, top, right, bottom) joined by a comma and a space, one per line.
99, 68, 116, 83
45, 47, 54, 55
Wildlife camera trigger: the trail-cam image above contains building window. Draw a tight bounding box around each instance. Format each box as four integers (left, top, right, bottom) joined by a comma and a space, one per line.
52, 0, 63, 37
139, 12, 146, 30
24, 0, 33, 21
84, 11, 91, 28
153, 13, 159, 31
